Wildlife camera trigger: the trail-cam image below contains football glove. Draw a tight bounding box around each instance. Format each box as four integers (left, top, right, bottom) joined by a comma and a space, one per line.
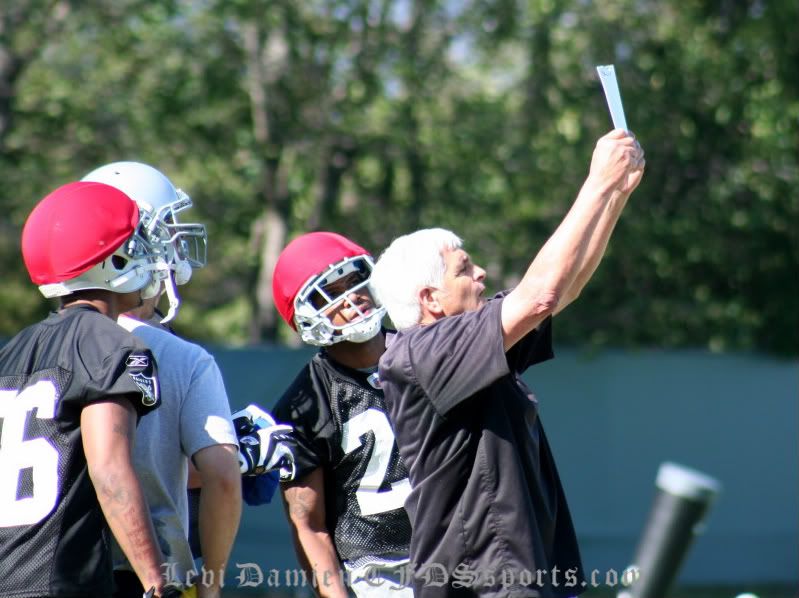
232, 403, 296, 481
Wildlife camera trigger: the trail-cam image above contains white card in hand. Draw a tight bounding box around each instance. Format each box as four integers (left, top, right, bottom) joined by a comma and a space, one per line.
596, 64, 628, 131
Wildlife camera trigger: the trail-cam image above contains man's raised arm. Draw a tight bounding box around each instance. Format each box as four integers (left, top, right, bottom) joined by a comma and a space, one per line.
501, 129, 645, 350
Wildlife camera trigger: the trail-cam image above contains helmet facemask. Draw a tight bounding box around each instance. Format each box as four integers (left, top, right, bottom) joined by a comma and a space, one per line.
141, 189, 207, 272
139, 190, 208, 323
293, 255, 386, 347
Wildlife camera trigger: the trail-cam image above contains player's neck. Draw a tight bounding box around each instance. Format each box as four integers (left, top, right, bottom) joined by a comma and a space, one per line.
326, 332, 385, 370
61, 295, 115, 319
61, 290, 140, 320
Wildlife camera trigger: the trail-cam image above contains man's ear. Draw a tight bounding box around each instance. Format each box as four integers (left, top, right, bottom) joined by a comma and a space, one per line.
419, 287, 443, 321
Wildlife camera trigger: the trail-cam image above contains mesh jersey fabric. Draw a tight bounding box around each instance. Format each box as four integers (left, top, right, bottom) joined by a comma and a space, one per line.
272, 348, 412, 566
0, 305, 159, 598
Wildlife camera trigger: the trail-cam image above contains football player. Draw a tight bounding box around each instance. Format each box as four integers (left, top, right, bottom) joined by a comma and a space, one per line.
272, 232, 413, 597
81, 162, 242, 598
0, 181, 168, 597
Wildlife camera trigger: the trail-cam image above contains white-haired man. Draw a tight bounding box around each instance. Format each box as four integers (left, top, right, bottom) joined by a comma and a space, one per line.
371, 129, 645, 598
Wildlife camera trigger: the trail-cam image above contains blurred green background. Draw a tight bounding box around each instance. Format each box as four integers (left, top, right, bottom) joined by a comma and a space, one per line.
1, 0, 797, 354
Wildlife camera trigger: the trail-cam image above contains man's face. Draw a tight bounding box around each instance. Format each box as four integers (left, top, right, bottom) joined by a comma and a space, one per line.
433, 247, 487, 317
310, 270, 377, 328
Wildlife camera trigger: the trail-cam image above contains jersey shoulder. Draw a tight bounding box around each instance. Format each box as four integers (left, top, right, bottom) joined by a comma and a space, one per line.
65, 308, 160, 413
273, 360, 332, 429
70, 307, 150, 362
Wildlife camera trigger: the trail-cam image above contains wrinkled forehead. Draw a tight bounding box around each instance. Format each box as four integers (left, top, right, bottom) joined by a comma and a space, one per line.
441, 247, 470, 271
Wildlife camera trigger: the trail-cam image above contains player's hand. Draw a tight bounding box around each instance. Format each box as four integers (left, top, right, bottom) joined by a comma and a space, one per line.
143, 583, 197, 598
620, 155, 645, 195
588, 129, 645, 195
233, 404, 296, 479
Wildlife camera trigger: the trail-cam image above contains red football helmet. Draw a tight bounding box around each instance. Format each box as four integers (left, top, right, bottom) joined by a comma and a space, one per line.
272, 232, 385, 346
22, 181, 162, 299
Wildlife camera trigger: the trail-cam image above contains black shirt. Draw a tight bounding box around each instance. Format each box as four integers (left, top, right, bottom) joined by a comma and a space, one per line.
378, 295, 583, 598
0, 305, 160, 598
273, 349, 412, 568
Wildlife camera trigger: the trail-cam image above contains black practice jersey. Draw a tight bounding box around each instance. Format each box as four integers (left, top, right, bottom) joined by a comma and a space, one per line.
273, 349, 411, 567
0, 305, 160, 598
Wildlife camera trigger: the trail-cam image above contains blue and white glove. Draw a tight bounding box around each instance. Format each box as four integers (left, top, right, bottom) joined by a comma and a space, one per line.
232, 404, 296, 481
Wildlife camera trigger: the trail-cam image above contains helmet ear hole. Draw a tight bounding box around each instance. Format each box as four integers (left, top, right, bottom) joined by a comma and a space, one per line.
111, 255, 128, 270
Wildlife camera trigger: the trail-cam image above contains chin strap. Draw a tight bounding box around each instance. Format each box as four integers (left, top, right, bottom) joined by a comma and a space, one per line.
160, 259, 194, 323
160, 272, 181, 324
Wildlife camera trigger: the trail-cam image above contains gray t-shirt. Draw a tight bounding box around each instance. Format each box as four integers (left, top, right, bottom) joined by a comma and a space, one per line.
115, 315, 238, 583
378, 295, 583, 598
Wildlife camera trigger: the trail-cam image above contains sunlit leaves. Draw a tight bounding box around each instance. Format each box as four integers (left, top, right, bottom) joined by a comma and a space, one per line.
0, 0, 795, 353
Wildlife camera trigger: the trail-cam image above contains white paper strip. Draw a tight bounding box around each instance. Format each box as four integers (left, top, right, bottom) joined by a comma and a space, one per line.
596, 64, 628, 131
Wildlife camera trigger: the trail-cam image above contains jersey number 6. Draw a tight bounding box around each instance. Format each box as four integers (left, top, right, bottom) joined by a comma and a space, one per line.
0, 381, 59, 527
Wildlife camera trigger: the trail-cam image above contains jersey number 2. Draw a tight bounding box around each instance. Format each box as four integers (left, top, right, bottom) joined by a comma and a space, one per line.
0, 380, 59, 527
341, 408, 411, 516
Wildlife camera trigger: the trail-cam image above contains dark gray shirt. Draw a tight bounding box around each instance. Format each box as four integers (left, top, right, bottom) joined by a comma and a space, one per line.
379, 295, 583, 597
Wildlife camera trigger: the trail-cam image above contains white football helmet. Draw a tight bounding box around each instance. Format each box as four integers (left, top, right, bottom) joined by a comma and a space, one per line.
37, 238, 164, 301
81, 161, 207, 322
293, 254, 384, 345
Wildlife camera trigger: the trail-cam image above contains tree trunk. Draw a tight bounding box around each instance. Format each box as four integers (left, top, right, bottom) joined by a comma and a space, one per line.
243, 19, 287, 343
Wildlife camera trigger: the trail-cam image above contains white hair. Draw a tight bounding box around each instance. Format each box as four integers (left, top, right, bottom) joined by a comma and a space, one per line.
371, 228, 462, 330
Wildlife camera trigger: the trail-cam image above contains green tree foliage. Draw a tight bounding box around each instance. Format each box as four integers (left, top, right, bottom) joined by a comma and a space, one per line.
0, 0, 796, 354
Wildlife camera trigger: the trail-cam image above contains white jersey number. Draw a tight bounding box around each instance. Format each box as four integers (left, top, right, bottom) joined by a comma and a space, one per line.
341, 408, 411, 516
0, 380, 59, 527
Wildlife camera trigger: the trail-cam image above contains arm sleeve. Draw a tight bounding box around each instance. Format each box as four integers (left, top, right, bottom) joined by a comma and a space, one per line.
505, 315, 555, 373
272, 368, 335, 480
404, 298, 510, 416
84, 346, 161, 418
181, 352, 238, 458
